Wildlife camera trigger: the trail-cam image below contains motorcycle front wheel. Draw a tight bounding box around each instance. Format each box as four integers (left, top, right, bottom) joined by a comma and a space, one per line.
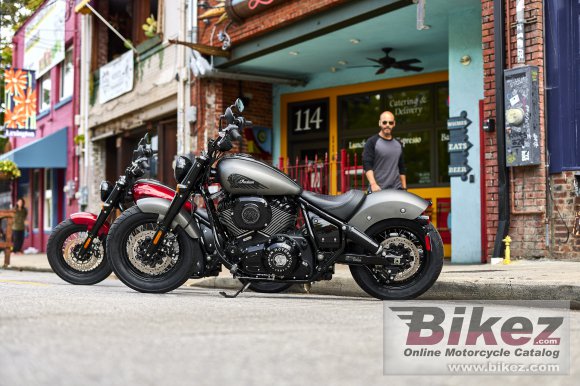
47, 219, 111, 285
350, 219, 443, 300
107, 206, 200, 293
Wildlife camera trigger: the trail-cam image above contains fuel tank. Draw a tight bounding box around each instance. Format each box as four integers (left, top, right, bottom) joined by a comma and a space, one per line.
132, 179, 195, 212
217, 154, 302, 196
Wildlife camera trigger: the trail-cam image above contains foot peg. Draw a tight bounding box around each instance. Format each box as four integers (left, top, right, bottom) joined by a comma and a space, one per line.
219, 281, 251, 298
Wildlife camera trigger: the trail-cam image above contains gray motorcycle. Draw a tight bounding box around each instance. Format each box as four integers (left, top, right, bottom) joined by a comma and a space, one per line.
106, 99, 444, 300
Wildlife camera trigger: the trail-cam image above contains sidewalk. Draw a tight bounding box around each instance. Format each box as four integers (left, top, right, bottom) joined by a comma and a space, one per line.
3, 252, 580, 304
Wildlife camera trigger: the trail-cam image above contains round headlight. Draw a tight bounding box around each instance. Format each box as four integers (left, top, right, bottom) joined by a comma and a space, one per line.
174, 156, 193, 184
100, 181, 114, 201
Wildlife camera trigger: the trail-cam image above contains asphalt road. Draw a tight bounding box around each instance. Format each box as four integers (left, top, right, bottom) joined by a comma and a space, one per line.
1, 270, 579, 386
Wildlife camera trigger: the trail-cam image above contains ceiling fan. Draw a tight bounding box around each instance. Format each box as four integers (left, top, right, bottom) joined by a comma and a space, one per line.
353, 47, 424, 75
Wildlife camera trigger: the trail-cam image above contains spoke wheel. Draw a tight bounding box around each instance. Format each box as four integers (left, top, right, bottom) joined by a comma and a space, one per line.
47, 219, 111, 285
350, 219, 443, 300
107, 206, 201, 293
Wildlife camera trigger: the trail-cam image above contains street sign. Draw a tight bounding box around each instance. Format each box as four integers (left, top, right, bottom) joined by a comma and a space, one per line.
447, 111, 472, 181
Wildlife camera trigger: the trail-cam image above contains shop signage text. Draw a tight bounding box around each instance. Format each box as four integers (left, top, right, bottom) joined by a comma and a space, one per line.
447, 111, 472, 180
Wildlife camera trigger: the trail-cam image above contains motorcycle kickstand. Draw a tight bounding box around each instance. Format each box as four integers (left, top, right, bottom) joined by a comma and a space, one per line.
219, 281, 252, 298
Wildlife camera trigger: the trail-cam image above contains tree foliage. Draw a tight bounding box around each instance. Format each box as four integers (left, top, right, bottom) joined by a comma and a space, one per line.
1, 0, 44, 66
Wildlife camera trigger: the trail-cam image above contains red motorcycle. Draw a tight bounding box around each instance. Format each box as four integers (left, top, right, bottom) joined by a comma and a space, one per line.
46, 134, 184, 285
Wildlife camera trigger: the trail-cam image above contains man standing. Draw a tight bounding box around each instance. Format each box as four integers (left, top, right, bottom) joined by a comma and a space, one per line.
362, 111, 407, 192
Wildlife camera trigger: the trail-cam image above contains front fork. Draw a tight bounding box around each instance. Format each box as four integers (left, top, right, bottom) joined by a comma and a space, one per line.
144, 157, 207, 257
78, 181, 126, 260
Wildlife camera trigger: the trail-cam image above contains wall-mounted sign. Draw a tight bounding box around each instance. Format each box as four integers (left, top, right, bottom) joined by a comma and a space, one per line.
504, 66, 541, 166
447, 111, 472, 181
3, 68, 37, 137
226, 0, 289, 23
99, 50, 134, 104
24, 0, 66, 78
288, 99, 328, 137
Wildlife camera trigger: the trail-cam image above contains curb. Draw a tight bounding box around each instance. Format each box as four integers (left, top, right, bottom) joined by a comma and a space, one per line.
2, 266, 53, 273
190, 276, 580, 305
5, 265, 580, 307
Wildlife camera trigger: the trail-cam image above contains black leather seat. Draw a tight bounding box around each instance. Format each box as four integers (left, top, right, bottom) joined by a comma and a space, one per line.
300, 190, 366, 221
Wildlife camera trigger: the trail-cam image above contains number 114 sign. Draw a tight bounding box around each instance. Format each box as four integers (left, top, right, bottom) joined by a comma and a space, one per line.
289, 99, 328, 135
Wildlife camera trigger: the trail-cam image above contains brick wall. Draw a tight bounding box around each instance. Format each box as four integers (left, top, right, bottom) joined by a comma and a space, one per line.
198, 0, 346, 47
192, 78, 272, 155
482, 0, 579, 259
550, 172, 580, 259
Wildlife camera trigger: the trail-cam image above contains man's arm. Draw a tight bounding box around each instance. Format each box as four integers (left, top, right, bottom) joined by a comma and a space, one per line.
397, 140, 407, 189
400, 174, 407, 190
362, 136, 380, 192
366, 170, 381, 192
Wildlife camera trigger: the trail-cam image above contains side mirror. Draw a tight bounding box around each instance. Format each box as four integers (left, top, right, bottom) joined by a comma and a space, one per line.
225, 107, 235, 124
235, 98, 244, 113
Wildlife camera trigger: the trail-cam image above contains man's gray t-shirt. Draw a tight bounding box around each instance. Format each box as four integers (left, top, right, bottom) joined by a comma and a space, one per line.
362, 134, 406, 189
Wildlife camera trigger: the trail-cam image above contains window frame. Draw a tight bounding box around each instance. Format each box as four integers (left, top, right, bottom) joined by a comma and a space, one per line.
38, 72, 52, 113
337, 82, 450, 189
43, 169, 53, 231
59, 47, 74, 101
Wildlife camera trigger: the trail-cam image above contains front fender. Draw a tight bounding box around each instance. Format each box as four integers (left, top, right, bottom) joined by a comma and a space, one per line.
348, 190, 428, 232
70, 212, 111, 237
136, 198, 201, 239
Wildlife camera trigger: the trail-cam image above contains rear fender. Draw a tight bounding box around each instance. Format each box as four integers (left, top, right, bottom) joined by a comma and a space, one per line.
136, 198, 201, 239
70, 212, 110, 237
348, 190, 429, 233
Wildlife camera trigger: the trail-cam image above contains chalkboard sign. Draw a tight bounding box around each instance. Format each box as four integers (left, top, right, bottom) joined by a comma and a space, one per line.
447, 111, 472, 181
504, 66, 541, 166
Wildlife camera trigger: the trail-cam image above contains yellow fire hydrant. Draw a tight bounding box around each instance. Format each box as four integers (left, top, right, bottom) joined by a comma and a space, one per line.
502, 235, 512, 265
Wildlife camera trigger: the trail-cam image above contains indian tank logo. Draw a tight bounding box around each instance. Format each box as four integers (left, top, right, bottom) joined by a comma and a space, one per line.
228, 174, 268, 190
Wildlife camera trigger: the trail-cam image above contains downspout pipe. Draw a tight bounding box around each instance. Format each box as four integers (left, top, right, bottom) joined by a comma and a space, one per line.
515, 0, 525, 64
493, 0, 510, 258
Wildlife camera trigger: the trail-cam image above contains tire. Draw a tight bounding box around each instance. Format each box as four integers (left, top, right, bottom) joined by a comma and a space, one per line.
240, 280, 292, 293
47, 219, 111, 285
350, 219, 443, 300
107, 206, 200, 293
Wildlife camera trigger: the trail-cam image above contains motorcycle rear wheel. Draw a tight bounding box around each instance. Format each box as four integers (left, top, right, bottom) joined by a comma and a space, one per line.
350, 219, 443, 300
47, 219, 111, 285
107, 206, 200, 293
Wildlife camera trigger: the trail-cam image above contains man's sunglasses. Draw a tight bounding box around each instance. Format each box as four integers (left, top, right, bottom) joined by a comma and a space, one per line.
382, 120, 395, 125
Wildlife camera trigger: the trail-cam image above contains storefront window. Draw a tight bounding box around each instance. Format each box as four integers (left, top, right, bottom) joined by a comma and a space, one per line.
437, 127, 450, 184
337, 82, 448, 188
32, 170, 40, 230
396, 130, 432, 186
436, 86, 449, 122
385, 88, 431, 125
148, 134, 159, 180
44, 169, 53, 231
341, 93, 381, 132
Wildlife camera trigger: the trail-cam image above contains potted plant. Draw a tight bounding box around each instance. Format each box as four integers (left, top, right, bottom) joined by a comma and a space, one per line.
73, 134, 85, 156
0, 160, 21, 180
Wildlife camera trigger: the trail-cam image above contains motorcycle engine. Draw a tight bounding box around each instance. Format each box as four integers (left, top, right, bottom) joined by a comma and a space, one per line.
219, 195, 312, 279
218, 196, 297, 237
225, 233, 314, 279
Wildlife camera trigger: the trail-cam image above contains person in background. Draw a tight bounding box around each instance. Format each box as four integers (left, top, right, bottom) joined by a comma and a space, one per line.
12, 198, 27, 254
362, 111, 407, 192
